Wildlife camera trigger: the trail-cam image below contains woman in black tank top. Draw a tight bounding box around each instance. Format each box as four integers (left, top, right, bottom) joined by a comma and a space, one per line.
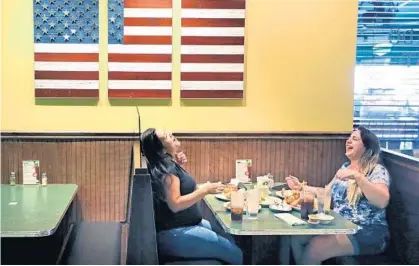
140, 128, 243, 264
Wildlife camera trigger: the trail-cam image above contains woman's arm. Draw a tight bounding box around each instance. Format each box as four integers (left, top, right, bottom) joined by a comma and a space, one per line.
355, 175, 389, 209
335, 168, 390, 209
163, 175, 224, 213
286, 175, 335, 195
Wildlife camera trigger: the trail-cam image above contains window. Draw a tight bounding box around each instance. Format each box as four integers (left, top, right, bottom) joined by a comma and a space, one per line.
354, 0, 419, 157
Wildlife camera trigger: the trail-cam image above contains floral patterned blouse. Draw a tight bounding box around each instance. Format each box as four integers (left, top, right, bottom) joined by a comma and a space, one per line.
331, 162, 390, 228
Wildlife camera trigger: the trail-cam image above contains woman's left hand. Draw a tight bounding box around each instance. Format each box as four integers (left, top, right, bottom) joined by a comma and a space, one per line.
175, 152, 188, 165
335, 168, 363, 182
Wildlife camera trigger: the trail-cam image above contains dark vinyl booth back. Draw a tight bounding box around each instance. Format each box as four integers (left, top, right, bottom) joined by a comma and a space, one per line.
126, 168, 159, 265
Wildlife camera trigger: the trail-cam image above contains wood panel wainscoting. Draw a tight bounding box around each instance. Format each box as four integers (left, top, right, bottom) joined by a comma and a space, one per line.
0, 133, 136, 222
1, 132, 351, 222
178, 133, 349, 186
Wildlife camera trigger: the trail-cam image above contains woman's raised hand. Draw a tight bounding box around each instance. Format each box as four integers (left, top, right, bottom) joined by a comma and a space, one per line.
285, 175, 302, 191
201, 181, 225, 194
175, 152, 188, 165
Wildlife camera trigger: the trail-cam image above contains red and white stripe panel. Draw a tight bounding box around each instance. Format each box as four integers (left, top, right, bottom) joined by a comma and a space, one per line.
108, 0, 173, 99
181, 0, 246, 99
34, 44, 99, 98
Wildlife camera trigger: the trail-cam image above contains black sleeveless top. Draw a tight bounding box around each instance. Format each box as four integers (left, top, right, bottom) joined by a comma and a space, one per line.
152, 161, 203, 232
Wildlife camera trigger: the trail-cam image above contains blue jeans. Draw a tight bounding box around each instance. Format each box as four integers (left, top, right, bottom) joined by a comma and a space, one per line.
157, 220, 243, 264
347, 224, 390, 255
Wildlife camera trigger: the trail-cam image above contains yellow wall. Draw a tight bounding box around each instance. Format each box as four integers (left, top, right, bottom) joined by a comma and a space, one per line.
0, 1, 2, 109
1, 0, 357, 133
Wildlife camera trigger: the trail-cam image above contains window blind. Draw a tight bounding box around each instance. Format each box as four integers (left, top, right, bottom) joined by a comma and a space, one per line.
354, 0, 419, 145
356, 0, 419, 65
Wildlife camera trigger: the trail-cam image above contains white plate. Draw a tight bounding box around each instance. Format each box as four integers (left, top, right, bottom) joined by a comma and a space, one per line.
317, 214, 335, 224
214, 194, 230, 202
260, 196, 282, 207
307, 220, 320, 225
269, 204, 292, 212
223, 202, 262, 213
276, 190, 293, 198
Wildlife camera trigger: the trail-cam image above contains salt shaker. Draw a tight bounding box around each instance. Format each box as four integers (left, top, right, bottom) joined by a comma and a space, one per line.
9, 172, 16, 186
41, 173, 48, 186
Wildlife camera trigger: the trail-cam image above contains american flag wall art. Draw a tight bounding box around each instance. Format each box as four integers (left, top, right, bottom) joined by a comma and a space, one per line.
181, 0, 246, 99
33, 0, 99, 99
108, 0, 173, 99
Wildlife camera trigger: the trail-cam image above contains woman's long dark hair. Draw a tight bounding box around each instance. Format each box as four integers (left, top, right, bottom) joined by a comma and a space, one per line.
140, 128, 175, 201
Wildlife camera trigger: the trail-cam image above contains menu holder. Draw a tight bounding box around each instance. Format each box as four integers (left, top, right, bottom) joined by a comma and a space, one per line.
235, 159, 252, 183
22, 160, 40, 185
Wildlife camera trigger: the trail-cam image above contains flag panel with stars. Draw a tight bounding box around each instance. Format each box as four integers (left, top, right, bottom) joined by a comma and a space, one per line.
33, 0, 99, 98
107, 0, 173, 99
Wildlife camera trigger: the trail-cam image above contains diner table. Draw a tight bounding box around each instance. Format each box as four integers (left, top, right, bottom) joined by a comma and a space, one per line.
1, 184, 78, 264
201, 183, 359, 264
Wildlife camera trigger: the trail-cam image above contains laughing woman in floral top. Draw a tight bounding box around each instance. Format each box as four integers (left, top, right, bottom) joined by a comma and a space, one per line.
286, 126, 391, 264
